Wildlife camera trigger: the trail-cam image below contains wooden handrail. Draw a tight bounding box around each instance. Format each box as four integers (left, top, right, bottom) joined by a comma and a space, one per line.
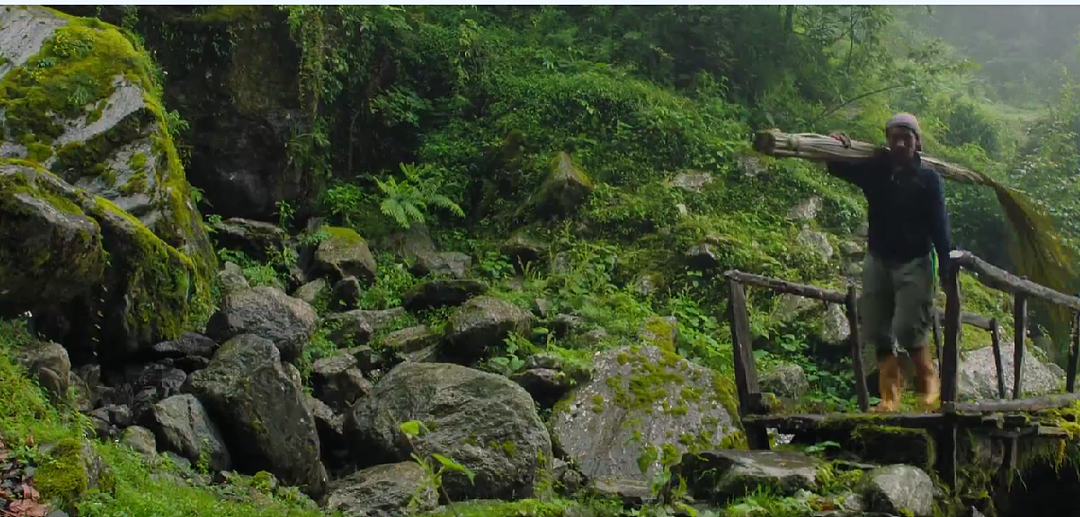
951, 250, 1080, 311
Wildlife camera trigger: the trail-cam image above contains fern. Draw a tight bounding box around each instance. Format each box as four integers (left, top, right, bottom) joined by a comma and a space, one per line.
376, 162, 465, 229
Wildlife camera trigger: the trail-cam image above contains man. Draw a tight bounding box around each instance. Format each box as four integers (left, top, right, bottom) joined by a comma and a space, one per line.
826, 113, 953, 412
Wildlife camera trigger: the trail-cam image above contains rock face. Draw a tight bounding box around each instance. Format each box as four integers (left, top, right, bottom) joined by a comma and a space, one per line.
313, 227, 378, 284
550, 345, 738, 484
326, 462, 437, 517
859, 464, 934, 517
205, 286, 317, 363
673, 450, 821, 504
445, 296, 532, 360
1, 7, 216, 354
184, 334, 328, 500
959, 343, 1065, 400
346, 362, 552, 501
149, 394, 231, 472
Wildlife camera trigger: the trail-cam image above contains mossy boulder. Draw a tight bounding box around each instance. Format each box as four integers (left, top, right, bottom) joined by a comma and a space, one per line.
345, 362, 553, 502
0, 161, 105, 315
35, 438, 115, 511
549, 345, 739, 484
670, 450, 822, 504
204, 285, 318, 364
326, 462, 438, 517
0, 6, 215, 290
1, 161, 209, 358
444, 296, 533, 361
527, 151, 594, 218
313, 227, 378, 284
149, 394, 232, 472
209, 217, 288, 261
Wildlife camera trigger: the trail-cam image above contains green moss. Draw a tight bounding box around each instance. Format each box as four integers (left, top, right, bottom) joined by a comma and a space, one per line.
35, 438, 89, 508
128, 151, 147, 171
637, 444, 658, 474
118, 169, 147, 195
850, 425, 936, 472
324, 226, 368, 246
27, 142, 54, 162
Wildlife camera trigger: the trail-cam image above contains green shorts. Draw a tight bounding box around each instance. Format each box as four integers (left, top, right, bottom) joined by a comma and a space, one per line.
860, 252, 935, 359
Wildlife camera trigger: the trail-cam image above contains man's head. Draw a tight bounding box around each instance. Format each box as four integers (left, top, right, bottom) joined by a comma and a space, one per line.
885, 112, 921, 165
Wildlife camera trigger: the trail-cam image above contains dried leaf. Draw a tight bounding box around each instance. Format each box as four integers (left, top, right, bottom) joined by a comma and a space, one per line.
7, 499, 49, 517
19, 483, 37, 501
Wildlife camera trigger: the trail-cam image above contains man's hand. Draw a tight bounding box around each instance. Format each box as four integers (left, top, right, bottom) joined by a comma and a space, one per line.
829, 132, 852, 148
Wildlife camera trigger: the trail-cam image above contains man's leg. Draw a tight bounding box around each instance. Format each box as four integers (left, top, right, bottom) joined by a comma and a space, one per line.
861, 254, 901, 412
893, 254, 938, 410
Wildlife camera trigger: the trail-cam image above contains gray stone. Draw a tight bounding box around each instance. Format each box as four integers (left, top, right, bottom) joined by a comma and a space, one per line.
120, 425, 157, 457
685, 243, 720, 270
860, 464, 934, 517
402, 279, 489, 311
312, 354, 372, 411
205, 285, 318, 363
184, 334, 328, 500
330, 276, 364, 311
217, 264, 250, 295
511, 368, 574, 407
326, 308, 407, 347
669, 170, 714, 193
796, 228, 834, 260
760, 363, 810, 399
673, 449, 821, 504
326, 462, 437, 517
773, 294, 816, 323
292, 278, 328, 306
445, 296, 532, 360
381, 325, 440, 354
501, 233, 547, 270
346, 362, 551, 501
149, 394, 231, 472
631, 272, 664, 297
588, 477, 654, 507
410, 251, 472, 279
959, 343, 1065, 400
209, 217, 287, 262
822, 303, 850, 344
550, 346, 737, 484
529, 151, 594, 218
14, 340, 71, 400
314, 228, 378, 284
787, 197, 821, 221
840, 241, 865, 257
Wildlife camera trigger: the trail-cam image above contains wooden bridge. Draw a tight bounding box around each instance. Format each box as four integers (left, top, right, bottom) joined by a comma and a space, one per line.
725, 250, 1080, 490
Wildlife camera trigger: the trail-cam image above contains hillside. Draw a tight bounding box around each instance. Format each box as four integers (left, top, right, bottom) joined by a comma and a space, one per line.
2, 5, 1080, 517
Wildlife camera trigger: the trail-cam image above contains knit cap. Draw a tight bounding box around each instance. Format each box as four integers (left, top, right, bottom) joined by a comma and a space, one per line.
886, 112, 922, 150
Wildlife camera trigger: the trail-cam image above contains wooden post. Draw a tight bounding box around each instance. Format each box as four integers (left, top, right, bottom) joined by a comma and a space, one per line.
1068, 308, 1080, 393
1013, 293, 1027, 400
933, 311, 942, 366
845, 285, 870, 412
727, 279, 768, 449
990, 318, 1006, 400
937, 261, 962, 493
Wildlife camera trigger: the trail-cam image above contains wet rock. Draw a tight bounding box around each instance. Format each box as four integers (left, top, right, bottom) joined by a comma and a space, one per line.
149, 394, 231, 472
305, 394, 347, 471
312, 354, 372, 411
209, 217, 288, 262
120, 425, 157, 457
205, 285, 317, 363
444, 296, 532, 361
672, 449, 821, 504
326, 462, 437, 517
292, 278, 328, 306
14, 340, 71, 401
588, 477, 654, 507
859, 464, 934, 517
402, 279, 489, 312
760, 363, 810, 399
184, 334, 328, 500
381, 325, 440, 355
149, 332, 218, 372
313, 227, 377, 284
346, 362, 551, 501
329, 276, 363, 311
217, 263, 250, 295
550, 346, 738, 484
511, 368, 574, 408
410, 252, 472, 279
325, 308, 407, 347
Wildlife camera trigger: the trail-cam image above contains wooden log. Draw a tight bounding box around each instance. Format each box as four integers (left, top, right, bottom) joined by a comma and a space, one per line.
933, 310, 942, 365
951, 251, 1080, 311
940, 262, 963, 404
933, 308, 995, 331
1013, 293, 1027, 400
723, 270, 846, 304
990, 318, 1006, 400
1068, 309, 1080, 393
937, 414, 958, 492
727, 279, 769, 450
846, 285, 870, 412
946, 392, 1080, 413
742, 412, 947, 431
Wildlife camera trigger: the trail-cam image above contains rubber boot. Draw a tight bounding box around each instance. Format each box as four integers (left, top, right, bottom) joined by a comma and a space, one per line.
871, 354, 902, 412
912, 346, 940, 411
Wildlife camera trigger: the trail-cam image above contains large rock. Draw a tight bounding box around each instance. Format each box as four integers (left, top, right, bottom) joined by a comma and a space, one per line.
796, 228, 834, 260
445, 296, 532, 360
669, 170, 713, 193
313, 227, 377, 284
959, 343, 1065, 400
148, 332, 217, 372
528, 151, 594, 218
859, 464, 934, 517
13, 340, 71, 400
326, 462, 437, 517
0, 163, 104, 314
184, 334, 328, 500
500, 233, 547, 270
325, 307, 407, 347
550, 345, 738, 484
346, 362, 552, 501
205, 285, 317, 363
402, 278, 489, 312
672, 450, 822, 504
311, 354, 372, 411
760, 363, 810, 399
209, 217, 288, 261
149, 394, 231, 472
410, 252, 472, 279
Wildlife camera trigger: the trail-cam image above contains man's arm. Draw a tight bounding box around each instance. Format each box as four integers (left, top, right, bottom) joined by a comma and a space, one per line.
926, 170, 953, 280
825, 160, 870, 188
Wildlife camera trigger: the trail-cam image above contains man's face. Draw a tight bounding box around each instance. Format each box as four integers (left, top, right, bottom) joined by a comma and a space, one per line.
886, 127, 918, 164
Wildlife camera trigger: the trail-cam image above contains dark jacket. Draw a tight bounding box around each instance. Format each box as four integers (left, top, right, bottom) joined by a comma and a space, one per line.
827, 152, 953, 278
